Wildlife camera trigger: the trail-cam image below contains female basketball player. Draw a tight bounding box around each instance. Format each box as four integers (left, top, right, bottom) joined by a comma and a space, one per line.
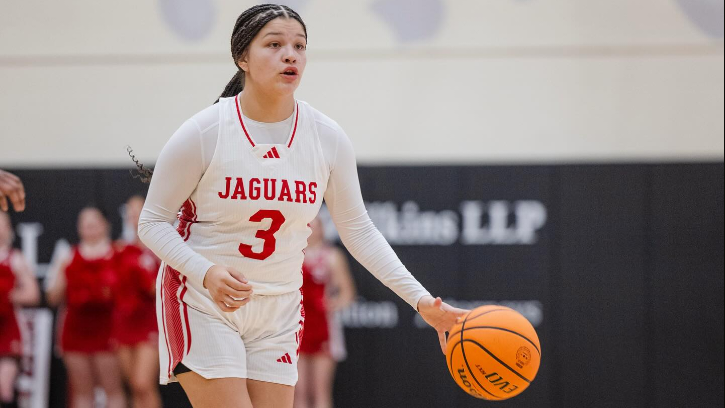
113, 196, 162, 408
46, 207, 126, 408
136, 4, 467, 407
0, 212, 39, 408
294, 217, 355, 408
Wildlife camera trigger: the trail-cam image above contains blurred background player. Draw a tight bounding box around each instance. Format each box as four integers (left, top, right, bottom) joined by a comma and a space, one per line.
295, 217, 356, 408
46, 207, 126, 408
0, 170, 25, 213
113, 196, 162, 408
0, 212, 39, 408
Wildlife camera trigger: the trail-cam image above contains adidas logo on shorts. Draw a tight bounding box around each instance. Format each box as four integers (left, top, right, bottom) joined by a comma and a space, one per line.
276, 353, 292, 364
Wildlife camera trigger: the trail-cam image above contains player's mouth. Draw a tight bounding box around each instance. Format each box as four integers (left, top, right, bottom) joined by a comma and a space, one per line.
281, 67, 299, 80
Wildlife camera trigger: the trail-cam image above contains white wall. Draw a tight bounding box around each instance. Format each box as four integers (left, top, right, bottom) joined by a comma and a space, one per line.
0, 0, 723, 167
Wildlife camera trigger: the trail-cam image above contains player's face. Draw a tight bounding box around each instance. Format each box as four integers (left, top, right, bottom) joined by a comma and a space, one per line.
0, 213, 11, 247
77, 208, 109, 243
240, 18, 307, 98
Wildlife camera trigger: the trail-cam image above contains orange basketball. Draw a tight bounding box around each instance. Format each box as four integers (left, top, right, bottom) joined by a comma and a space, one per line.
446, 305, 541, 400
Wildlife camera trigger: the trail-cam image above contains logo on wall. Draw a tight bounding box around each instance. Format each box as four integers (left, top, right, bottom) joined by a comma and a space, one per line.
159, 0, 216, 41
319, 200, 547, 246
371, 0, 446, 42
674, 0, 724, 38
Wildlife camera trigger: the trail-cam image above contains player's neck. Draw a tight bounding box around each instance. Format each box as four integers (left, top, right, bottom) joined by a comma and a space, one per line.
239, 87, 295, 123
79, 238, 111, 258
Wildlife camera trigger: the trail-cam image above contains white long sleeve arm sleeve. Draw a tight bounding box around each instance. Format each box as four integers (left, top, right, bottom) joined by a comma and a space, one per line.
322, 125, 431, 310
137, 119, 214, 289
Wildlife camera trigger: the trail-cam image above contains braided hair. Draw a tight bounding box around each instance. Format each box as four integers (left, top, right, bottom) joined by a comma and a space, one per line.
215, 4, 307, 103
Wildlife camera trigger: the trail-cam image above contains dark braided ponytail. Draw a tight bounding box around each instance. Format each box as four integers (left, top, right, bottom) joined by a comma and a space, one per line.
215, 4, 307, 103
127, 146, 153, 183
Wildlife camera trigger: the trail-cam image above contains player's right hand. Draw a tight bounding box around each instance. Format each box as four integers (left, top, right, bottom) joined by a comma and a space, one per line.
203, 265, 253, 312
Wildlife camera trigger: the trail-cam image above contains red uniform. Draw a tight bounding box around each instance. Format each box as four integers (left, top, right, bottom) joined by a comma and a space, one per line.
0, 250, 22, 358
299, 248, 332, 355
59, 247, 116, 353
112, 243, 159, 346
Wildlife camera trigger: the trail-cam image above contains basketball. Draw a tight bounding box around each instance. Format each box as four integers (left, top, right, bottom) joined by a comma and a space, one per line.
446, 305, 541, 400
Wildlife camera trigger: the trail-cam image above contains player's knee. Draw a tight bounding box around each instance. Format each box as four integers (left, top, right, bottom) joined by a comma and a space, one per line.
130, 376, 154, 396
0, 387, 14, 403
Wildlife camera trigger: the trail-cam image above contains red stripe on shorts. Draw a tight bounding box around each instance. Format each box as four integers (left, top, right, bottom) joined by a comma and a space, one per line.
162, 265, 185, 376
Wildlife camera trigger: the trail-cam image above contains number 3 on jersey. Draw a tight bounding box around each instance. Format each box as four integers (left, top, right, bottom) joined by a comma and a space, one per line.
238, 210, 286, 260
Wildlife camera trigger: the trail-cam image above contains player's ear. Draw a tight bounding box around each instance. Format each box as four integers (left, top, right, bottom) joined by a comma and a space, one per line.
238, 57, 249, 72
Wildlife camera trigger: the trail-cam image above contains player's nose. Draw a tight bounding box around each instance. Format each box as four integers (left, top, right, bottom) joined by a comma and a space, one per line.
283, 46, 297, 64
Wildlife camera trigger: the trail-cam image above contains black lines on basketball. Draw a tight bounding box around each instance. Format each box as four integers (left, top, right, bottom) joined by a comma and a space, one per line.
448, 307, 509, 338
467, 307, 511, 322
458, 341, 502, 400
459, 307, 502, 400
459, 326, 541, 356
447, 340, 461, 377
463, 339, 532, 383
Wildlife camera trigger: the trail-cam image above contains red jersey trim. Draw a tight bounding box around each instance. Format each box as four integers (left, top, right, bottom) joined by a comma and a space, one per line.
235, 95, 256, 148
176, 199, 197, 242
287, 104, 300, 148
235, 95, 299, 149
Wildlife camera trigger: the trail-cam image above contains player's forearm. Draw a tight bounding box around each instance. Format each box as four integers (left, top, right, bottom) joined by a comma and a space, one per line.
45, 282, 65, 307
137, 213, 213, 289
10, 286, 40, 306
336, 215, 430, 309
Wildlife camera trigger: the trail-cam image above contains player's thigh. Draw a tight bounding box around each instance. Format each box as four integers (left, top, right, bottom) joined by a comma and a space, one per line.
63, 352, 96, 395
0, 358, 19, 399
294, 355, 311, 405
91, 352, 124, 394
311, 354, 336, 394
247, 378, 295, 408
115, 346, 134, 381
177, 370, 252, 408
131, 342, 159, 387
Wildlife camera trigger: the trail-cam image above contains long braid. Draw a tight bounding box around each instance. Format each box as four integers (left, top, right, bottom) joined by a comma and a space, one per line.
127, 146, 153, 183
215, 4, 307, 103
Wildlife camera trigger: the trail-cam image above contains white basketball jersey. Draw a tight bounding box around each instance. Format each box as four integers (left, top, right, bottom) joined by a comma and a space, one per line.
178, 95, 329, 310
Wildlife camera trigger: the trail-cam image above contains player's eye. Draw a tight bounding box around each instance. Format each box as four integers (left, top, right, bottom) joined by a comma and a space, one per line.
269, 42, 281, 48
296, 43, 307, 51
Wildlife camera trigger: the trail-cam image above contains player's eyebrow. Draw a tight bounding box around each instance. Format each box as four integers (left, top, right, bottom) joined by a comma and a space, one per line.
263, 32, 307, 38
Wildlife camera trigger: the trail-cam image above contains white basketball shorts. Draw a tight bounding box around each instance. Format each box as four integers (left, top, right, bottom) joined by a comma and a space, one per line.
160, 290, 304, 386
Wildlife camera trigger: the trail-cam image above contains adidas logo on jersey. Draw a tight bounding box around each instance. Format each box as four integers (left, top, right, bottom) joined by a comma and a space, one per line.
277, 353, 293, 364
263, 147, 281, 159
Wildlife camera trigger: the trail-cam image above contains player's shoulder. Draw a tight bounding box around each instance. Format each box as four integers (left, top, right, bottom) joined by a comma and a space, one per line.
299, 101, 345, 136
186, 103, 222, 136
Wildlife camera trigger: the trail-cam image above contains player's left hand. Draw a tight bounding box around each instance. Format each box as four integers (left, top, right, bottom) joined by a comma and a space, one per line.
0, 169, 26, 212
417, 295, 469, 354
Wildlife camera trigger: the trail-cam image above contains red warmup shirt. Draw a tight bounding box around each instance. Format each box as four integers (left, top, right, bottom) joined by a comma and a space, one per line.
0, 250, 22, 357
59, 246, 116, 353
113, 242, 160, 346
